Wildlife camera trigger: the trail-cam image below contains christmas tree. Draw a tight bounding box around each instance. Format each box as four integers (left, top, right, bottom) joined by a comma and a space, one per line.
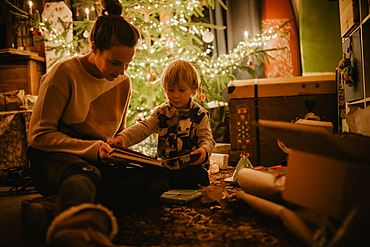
14, 0, 288, 127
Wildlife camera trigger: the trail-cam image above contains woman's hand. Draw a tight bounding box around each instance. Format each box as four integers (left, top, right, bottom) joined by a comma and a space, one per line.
190, 147, 207, 166
99, 135, 127, 164
98, 142, 114, 163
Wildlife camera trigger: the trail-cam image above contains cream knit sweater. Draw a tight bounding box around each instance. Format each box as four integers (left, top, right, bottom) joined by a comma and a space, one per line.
29, 57, 131, 162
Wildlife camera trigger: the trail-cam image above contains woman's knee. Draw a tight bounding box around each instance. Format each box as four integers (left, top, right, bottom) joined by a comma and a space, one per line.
63, 164, 102, 188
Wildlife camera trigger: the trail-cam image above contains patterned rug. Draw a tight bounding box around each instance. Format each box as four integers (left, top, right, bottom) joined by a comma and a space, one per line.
113, 169, 304, 247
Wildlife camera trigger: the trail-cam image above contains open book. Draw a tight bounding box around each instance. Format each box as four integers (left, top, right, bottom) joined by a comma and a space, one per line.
110, 147, 201, 170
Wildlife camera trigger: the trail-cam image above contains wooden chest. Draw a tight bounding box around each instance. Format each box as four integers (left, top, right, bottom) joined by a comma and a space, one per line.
227, 74, 338, 167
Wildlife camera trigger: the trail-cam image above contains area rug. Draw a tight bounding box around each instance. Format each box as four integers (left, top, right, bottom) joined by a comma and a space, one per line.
113, 169, 304, 247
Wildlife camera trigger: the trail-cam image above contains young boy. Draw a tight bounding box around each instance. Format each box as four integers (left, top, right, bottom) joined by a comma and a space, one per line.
114, 60, 216, 189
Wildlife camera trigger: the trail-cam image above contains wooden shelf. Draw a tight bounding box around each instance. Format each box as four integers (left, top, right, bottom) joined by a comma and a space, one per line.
341, 0, 370, 133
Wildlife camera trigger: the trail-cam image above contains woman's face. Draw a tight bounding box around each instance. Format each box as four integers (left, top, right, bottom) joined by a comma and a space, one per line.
93, 44, 135, 81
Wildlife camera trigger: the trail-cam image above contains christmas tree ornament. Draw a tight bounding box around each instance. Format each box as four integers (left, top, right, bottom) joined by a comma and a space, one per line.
247, 60, 253, 66
83, 30, 90, 38
146, 71, 159, 84
198, 83, 206, 102
37, 29, 44, 36
202, 31, 214, 43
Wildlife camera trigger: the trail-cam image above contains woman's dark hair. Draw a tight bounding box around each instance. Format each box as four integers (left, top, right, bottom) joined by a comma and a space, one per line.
90, 0, 140, 51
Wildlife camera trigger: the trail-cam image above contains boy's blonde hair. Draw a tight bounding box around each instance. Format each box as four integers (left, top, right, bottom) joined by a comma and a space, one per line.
161, 60, 199, 96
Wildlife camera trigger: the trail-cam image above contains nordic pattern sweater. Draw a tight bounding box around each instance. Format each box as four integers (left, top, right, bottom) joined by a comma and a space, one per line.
120, 100, 216, 169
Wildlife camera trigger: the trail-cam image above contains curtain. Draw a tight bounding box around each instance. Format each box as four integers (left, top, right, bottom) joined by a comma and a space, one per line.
210, 0, 264, 81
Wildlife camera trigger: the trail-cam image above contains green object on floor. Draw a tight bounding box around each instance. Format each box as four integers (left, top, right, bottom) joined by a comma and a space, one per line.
232, 156, 254, 183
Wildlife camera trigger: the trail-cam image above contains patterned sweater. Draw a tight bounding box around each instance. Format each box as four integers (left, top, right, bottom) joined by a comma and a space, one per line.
121, 100, 216, 169
28, 57, 131, 162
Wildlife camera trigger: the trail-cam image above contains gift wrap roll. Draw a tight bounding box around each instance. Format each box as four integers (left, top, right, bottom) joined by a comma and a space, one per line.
237, 168, 286, 204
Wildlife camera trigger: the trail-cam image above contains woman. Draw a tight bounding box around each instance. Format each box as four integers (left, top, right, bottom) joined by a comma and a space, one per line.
24, 0, 169, 244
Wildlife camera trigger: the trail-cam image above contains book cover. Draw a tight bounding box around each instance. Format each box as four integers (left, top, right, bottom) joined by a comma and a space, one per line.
111, 148, 201, 170
111, 147, 162, 167
158, 189, 203, 204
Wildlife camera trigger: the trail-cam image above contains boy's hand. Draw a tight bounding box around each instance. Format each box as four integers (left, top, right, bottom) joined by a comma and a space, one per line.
107, 135, 126, 149
190, 147, 207, 166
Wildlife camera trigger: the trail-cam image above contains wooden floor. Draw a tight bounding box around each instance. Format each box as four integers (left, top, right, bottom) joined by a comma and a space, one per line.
0, 186, 45, 247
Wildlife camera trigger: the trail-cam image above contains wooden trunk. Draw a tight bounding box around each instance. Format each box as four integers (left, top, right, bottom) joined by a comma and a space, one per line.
227, 74, 338, 167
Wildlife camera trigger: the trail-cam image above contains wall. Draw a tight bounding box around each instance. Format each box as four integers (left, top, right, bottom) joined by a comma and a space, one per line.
299, 0, 342, 75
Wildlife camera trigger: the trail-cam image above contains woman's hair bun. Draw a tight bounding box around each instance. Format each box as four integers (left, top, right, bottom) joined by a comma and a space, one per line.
101, 0, 123, 16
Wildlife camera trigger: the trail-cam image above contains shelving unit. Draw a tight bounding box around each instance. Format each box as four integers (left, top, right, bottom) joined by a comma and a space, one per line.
339, 0, 370, 110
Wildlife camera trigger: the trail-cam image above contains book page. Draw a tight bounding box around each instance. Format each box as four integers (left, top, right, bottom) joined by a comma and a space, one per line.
161, 153, 201, 170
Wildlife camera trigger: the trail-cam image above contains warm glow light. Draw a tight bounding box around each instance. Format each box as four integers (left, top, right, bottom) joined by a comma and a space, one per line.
85, 8, 89, 20
28, 1, 33, 14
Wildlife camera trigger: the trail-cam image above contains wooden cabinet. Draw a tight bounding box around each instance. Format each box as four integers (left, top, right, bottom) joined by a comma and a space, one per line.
340, 0, 370, 109
0, 49, 45, 95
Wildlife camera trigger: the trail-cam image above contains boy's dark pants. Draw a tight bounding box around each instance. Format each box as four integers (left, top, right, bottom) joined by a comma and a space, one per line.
164, 165, 210, 189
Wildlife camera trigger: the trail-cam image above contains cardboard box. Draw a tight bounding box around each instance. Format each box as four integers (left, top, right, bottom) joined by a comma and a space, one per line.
258, 119, 370, 220
228, 74, 338, 167
210, 153, 229, 170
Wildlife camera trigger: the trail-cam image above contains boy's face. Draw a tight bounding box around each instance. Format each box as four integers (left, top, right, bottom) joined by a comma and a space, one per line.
165, 82, 196, 109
